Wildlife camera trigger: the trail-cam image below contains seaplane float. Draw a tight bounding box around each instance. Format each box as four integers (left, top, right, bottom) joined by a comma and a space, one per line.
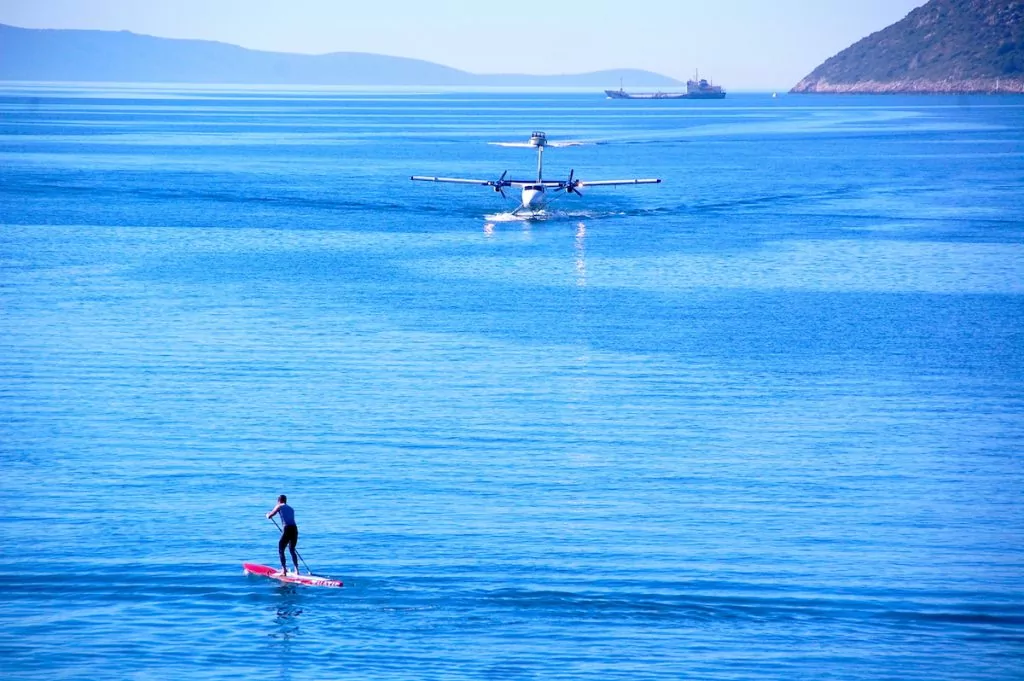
410, 131, 661, 217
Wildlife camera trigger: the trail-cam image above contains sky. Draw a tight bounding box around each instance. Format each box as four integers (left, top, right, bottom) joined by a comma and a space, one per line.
0, 0, 927, 89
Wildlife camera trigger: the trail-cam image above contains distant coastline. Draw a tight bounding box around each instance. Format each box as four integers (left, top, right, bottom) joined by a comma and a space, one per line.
0, 23, 680, 88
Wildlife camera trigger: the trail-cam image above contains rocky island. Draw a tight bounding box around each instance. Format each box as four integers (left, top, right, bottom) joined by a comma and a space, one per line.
792, 0, 1023, 94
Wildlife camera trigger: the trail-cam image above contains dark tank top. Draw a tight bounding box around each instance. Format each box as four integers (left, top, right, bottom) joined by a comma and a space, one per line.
278, 504, 296, 527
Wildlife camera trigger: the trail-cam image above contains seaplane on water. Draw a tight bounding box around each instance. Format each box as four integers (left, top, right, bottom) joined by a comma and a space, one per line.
410, 131, 661, 217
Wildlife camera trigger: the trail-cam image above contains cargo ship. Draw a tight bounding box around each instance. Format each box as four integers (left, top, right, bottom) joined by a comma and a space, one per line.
605, 71, 726, 100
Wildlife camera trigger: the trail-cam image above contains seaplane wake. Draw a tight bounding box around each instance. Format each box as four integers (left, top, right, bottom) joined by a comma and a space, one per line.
483, 208, 621, 223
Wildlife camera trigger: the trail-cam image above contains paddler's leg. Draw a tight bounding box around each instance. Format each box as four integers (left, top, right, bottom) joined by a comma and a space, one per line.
277, 530, 289, 574
287, 526, 300, 574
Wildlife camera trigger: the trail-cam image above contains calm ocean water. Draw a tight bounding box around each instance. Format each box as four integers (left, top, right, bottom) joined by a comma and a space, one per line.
1, 84, 1022, 680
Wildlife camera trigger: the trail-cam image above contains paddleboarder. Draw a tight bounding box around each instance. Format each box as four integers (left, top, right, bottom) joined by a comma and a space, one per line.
267, 494, 300, 575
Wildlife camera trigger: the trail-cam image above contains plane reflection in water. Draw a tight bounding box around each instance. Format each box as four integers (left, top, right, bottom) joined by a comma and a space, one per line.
411, 131, 661, 218
575, 222, 587, 287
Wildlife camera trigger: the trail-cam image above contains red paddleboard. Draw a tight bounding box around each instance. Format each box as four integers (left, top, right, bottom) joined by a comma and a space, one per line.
243, 562, 343, 588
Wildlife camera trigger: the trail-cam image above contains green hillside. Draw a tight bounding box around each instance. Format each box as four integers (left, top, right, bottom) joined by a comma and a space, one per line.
792, 0, 1024, 93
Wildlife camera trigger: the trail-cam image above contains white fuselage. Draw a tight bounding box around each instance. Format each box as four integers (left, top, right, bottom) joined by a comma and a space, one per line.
521, 184, 547, 210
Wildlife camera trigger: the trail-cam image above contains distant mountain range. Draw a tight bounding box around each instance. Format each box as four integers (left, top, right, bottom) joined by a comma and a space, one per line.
792, 0, 1024, 94
0, 24, 679, 87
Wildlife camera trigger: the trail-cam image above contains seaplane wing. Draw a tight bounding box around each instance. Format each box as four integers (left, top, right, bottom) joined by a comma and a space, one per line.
411, 171, 517, 197
533, 178, 661, 188
540, 172, 662, 195
578, 178, 662, 187
410, 176, 495, 185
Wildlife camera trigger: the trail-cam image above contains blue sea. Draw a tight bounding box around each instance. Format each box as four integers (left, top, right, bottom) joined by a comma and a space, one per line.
1, 84, 1022, 680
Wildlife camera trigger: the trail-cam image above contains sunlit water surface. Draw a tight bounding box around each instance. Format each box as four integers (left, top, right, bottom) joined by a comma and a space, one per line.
1, 85, 1022, 680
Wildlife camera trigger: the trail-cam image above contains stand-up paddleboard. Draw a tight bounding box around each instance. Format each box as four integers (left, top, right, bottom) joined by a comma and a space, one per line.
243, 562, 343, 588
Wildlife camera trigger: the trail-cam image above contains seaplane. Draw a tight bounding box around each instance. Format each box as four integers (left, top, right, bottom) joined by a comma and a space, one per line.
410, 131, 661, 217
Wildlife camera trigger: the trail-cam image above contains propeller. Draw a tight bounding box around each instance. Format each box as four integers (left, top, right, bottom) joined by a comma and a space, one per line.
489, 170, 509, 198
564, 169, 583, 196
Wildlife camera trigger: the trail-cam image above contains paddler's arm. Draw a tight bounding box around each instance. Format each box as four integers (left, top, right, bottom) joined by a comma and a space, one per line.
267, 503, 281, 519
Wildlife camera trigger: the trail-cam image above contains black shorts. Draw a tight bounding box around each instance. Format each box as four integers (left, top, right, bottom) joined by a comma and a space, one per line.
279, 524, 298, 550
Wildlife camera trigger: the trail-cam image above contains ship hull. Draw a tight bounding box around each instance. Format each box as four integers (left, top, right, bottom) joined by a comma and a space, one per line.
605, 90, 685, 99
604, 90, 725, 100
